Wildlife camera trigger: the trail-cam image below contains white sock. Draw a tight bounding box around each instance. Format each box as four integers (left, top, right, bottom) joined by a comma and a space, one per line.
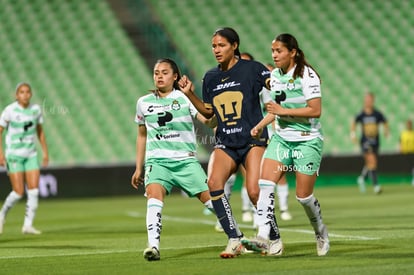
0, 191, 23, 219
224, 174, 236, 201
241, 186, 252, 212
256, 179, 276, 240
297, 194, 324, 234
146, 198, 163, 249
24, 188, 39, 228
252, 207, 258, 227
204, 199, 215, 214
276, 184, 289, 212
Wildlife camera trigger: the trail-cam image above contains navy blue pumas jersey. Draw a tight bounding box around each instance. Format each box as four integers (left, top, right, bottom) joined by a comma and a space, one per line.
355, 109, 387, 150
202, 59, 271, 148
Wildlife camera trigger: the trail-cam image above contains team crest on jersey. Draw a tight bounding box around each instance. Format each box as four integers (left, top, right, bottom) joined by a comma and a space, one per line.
171, 100, 180, 110
286, 79, 295, 90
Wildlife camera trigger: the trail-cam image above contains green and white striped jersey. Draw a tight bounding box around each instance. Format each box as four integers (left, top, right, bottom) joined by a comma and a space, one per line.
270, 65, 323, 141
0, 101, 43, 158
135, 89, 199, 161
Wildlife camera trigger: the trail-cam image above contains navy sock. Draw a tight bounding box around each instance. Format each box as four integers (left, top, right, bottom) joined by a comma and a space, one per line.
369, 169, 378, 186
210, 190, 239, 238
269, 215, 281, 240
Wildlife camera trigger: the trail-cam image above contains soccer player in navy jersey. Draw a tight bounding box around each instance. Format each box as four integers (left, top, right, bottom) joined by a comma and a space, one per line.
179, 27, 276, 258
351, 92, 389, 194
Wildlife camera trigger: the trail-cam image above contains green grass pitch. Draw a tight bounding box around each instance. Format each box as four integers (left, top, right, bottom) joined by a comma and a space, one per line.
1, 183, 413, 274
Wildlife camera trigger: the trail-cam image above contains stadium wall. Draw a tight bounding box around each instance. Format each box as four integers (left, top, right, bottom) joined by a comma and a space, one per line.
0, 154, 412, 199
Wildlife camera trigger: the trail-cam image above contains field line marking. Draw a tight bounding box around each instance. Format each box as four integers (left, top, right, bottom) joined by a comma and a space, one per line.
126, 211, 380, 241
0, 250, 132, 260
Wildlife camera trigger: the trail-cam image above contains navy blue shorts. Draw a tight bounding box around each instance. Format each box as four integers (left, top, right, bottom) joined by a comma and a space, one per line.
215, 143, 266, 167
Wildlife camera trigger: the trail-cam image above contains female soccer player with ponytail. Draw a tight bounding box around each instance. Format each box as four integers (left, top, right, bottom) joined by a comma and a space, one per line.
131, 58, 215, 261
179, 27, 275, 258
244, 33, 330, 256
0, 82, 48, 235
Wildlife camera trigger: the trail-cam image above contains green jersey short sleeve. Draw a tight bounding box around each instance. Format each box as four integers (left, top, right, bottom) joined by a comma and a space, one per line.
135, 89, 199, 161
270, 65, 323, 141
0, 101, 43, 158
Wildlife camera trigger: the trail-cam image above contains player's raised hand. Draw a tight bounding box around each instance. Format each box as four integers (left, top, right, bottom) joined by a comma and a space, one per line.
178, 75, 194, 95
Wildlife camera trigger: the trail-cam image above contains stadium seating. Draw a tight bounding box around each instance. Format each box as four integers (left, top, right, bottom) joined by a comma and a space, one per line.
147, 0, 414, 154
1, 0, 412, 167
0, 0, 153, 165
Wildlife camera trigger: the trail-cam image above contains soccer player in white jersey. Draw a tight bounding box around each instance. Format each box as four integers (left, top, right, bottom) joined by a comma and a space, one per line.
243, 33, 329, 256
131, 58, 215, 261
0, 82, 49, 235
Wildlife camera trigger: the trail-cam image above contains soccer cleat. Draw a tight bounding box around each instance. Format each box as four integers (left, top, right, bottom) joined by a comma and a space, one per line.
220, 238, 243, 258
374, 185, 382, 194
241, 236, 269, 255
214, 221, 224, 233
22, 226, 42, 235
280, 211, 292, 221
357, 176, 366, 193
268, 238, 284, 256
242, 210, 253, 223
143, 247, 160, 261
316, 225, 330, 256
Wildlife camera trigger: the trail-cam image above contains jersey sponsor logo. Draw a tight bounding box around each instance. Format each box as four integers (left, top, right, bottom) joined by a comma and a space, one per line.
147, 104, 172, 113
261, 70, 271, 76
222, 127, 243, 134
274, 90, 286, 104
213, 81, 240, 92
157, 111, 173, 127
213, 91, 243, 126
23, 121, 33, 132
155, 132, 180, 140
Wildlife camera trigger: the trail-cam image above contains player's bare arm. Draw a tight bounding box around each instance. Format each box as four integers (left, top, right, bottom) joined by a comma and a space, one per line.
178, 75, 214, 118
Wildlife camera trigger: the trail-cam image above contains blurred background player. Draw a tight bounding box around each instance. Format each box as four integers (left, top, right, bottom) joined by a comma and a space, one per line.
399, 119, 414, 186
351, 92, 389, 194
131, 58, 215, 261
0, 82, 49, 235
